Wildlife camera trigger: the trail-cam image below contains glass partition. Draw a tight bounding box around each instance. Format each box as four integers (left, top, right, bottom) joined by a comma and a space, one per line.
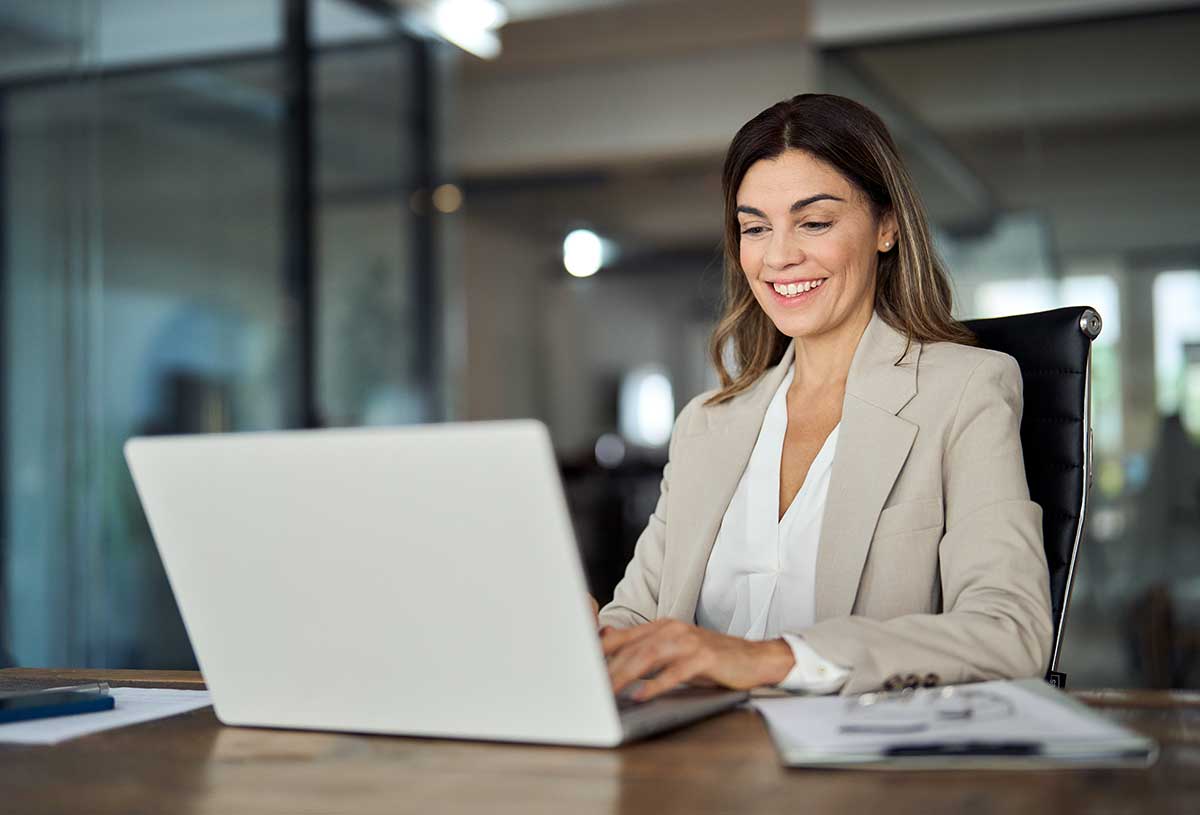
1, 0, 438, 668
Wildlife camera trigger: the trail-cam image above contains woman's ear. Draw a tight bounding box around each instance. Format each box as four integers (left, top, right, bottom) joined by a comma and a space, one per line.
877, 209, 899, 252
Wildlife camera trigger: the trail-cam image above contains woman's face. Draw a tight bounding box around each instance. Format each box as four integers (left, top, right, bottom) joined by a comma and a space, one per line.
735, 149, 896, 340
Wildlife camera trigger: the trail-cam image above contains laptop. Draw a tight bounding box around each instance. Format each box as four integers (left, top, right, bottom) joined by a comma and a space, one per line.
124, 420, 746, 746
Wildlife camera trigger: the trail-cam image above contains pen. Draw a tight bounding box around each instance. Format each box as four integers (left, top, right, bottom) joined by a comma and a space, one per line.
36, 682, 111, 697
0, 682, 110, 700
884, 741, 1041, 757
0, 683, 116, 725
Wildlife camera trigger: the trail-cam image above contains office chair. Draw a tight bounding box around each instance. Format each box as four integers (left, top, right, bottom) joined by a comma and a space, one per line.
963, 306, 1102, 689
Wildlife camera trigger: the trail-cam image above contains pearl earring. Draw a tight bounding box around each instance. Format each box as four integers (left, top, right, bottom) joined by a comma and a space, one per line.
883, 240, 892, 249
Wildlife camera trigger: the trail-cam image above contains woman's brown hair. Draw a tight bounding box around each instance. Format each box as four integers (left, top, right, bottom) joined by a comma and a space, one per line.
706, 93, 974, 405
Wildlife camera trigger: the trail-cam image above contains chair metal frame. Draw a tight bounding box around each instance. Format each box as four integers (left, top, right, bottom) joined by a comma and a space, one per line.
1047, 307, 1102, 682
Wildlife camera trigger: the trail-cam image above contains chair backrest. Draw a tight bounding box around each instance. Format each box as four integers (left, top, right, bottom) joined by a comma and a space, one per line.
963, 306, 1102, 682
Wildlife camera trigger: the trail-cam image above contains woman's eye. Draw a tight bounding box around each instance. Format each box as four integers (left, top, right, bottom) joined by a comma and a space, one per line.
740, 226, 768, 236
802, 221, 832, 231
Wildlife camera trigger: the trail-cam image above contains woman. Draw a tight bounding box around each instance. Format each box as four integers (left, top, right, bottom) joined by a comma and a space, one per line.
597, 94, 1052, 700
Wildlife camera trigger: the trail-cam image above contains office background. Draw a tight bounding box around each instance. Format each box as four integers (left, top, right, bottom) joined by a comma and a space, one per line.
1, 0, 1198, 689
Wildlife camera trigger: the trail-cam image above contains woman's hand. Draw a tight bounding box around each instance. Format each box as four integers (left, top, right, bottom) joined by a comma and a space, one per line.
601, 619, 795, 701
588, 594, 600, 628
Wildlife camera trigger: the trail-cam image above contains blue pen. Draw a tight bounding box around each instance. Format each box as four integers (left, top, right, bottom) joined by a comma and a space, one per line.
0, 683, 115, 725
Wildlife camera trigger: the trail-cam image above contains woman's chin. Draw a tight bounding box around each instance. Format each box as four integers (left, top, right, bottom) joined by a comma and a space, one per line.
766, 293, 875, 342
766, 309, 829, 340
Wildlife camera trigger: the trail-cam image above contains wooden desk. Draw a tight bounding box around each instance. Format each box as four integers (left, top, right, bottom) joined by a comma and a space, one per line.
2, 669, 1198, 814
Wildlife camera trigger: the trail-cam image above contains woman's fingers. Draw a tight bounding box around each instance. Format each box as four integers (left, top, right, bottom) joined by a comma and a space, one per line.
604, 622, 762, 696
632, 656, 706, 702
608, 643, 669, 695
600, 619, 668, 656
607, 631, 686, 695
607, 623, 706, 695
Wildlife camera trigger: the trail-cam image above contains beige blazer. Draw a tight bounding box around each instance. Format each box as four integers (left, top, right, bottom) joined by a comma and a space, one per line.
599, 311, 1053, 694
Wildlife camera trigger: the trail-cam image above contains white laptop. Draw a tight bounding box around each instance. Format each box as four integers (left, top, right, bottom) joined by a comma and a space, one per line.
124, 420, 746, 746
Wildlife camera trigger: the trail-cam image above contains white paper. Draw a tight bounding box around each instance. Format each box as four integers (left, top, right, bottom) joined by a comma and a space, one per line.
752, 678, 1156, 767
0, 687, 213, 745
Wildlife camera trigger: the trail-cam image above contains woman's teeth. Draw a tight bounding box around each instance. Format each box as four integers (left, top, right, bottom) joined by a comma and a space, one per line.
772, 279, 825, 297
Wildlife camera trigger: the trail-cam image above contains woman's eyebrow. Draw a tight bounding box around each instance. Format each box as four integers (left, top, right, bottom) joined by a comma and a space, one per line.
735, 194, 845, 218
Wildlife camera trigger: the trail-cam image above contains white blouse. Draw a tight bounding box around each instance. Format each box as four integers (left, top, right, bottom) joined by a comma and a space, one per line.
696, 363, 850, 693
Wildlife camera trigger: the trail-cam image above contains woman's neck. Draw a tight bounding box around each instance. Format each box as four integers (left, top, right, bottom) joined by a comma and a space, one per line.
789, 302, 874, 392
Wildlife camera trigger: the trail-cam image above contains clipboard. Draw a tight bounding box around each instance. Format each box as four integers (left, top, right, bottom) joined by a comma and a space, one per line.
752, 678, 1157, 770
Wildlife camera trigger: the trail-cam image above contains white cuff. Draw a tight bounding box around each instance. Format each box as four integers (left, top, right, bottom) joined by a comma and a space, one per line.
776, 634, 850, 694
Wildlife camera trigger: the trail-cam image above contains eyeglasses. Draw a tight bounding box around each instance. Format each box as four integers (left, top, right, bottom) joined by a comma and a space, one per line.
839, 686, 1017, 735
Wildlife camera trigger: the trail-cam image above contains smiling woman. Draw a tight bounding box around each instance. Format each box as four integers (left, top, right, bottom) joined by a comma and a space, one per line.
710, 94, 974, 406
597, 94, 1052, 701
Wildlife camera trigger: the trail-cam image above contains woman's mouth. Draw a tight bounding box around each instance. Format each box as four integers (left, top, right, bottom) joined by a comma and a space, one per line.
767, 277, 827, 307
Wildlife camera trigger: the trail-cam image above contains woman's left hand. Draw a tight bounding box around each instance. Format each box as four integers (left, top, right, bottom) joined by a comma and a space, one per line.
601, 619, 795, 701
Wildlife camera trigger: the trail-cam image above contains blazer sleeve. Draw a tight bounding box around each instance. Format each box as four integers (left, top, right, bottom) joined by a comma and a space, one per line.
597, 398, 694, 629
796, 353, 1054, 694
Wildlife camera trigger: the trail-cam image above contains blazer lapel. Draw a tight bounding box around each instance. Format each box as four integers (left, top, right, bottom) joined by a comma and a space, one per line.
663, 343, 795, 622
814, 313, 921, 621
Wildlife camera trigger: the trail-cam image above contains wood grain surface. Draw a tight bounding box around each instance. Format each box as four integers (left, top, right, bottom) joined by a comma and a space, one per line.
2, 669, 1198, 814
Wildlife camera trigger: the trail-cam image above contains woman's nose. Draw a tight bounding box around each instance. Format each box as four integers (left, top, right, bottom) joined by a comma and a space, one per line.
763, 229, 805, 271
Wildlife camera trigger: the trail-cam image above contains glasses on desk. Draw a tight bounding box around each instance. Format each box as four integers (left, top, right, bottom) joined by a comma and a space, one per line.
839, 686, 1016, 734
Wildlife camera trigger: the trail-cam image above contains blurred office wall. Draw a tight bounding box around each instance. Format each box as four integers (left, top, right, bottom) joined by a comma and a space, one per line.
453, 0, 813, 452
449, 0, 813, 600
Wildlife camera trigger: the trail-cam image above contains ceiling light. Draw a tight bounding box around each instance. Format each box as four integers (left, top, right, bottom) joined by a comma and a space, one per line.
432, 183, 463, 213
563, 229, 603, 278
419, 0, 507, 59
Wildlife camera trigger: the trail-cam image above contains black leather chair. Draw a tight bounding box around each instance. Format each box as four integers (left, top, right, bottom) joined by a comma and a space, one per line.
963, 306, 1102, 688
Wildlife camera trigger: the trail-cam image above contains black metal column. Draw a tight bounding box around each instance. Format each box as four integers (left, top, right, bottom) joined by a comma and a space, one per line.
410, 39, 440, 420
0, 91, 11, 667
282, 0, 319, 428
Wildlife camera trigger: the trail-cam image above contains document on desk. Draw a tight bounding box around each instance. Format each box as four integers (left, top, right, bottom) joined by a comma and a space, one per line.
0, 687, 212, 746
752, 678, 1157, 769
